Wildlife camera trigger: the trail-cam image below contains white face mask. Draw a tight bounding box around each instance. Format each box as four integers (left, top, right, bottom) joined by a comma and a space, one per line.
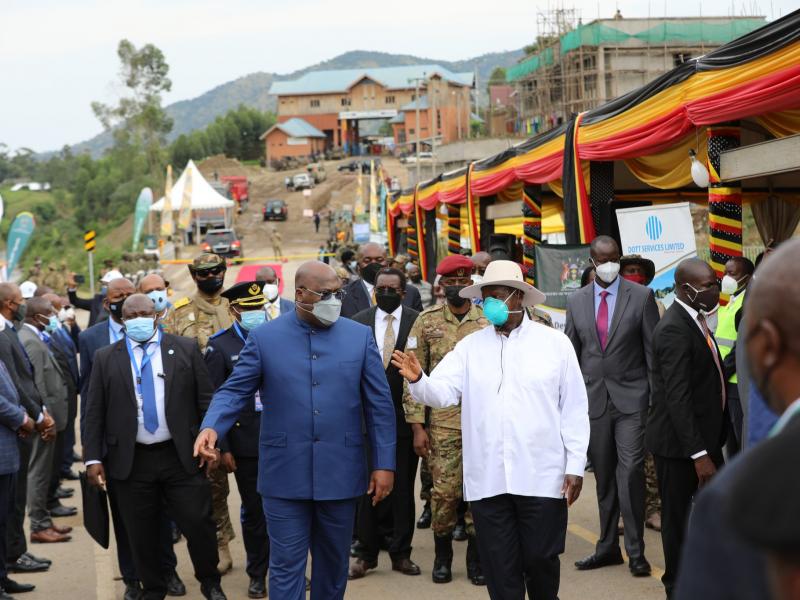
721, 274, 742, 296
58, 307, 75, 322
263, 283, 279, 302
594, 260, 620, 284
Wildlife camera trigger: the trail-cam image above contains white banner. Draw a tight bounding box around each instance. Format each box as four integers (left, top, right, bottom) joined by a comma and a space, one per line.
616, 202, 697, 307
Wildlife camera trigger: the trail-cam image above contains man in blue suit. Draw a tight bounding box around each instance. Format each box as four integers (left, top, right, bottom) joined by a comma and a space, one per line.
255, 266, 294, 320
196, 261, 397, 600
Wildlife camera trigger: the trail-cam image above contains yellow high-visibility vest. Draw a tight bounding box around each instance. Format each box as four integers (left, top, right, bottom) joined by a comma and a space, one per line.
716, 289, 746, 384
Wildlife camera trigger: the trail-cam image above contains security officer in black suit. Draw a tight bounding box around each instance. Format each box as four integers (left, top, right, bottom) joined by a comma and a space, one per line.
204, 282, 269, 599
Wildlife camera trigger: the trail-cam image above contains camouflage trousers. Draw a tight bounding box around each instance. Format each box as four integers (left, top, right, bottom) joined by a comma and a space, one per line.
210, 468, 235, 544
644, 452, 661, 516
429, 425, 475, 537
419, 454, 432, 503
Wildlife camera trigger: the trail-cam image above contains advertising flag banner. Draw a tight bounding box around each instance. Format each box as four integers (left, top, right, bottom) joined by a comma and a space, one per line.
616, 202, 697, 307
160, 165, 174, 237
6, 211, 36, 277
534, 243, 591, 331
178, 166, 193, 230
369, 160, 379, 232
132, 187, 153, 251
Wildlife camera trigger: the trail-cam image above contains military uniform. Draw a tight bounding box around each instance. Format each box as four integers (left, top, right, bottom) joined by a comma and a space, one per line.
204, 281, 269, 590
269, 229, 283, 260
169, 253, 236, 574
42, 262, 65, 291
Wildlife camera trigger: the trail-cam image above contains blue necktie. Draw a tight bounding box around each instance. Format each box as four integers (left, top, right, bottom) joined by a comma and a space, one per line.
139, 343, 158, 434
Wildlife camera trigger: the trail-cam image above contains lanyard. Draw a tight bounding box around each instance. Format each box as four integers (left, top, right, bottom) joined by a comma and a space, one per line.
125, 333, 160, 398
109, 320, 123, 343
232, 321, 247, 344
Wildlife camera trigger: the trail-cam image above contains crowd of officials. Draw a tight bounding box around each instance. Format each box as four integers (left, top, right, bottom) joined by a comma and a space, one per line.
0, 233, 797, 600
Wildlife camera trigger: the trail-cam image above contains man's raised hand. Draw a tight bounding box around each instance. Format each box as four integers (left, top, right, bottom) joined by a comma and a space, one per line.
391, 350, 422, 383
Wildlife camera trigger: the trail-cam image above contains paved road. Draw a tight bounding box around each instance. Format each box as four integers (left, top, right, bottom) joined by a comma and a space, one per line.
12, 468, 666, 599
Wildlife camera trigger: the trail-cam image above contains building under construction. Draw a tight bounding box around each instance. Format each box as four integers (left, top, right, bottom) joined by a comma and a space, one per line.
508, 13, 766, 135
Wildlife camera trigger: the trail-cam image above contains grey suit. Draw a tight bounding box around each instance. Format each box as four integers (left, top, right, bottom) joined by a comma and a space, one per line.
565, 277, 659, 561
19, 325, 67, 533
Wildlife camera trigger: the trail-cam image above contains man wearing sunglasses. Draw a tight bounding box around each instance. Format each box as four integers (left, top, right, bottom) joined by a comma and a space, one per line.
169, 253, 236, 576
195, 261, 396, 600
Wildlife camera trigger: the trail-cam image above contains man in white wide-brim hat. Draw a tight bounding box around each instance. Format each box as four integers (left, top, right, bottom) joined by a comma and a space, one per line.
392, 259, 589, 600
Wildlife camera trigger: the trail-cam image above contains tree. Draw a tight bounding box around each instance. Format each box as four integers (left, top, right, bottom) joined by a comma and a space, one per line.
91, 39, 173, 175
487, 67, 507, 91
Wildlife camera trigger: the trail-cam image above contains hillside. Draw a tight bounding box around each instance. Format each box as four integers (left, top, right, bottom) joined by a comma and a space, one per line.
65, 48, 524, 157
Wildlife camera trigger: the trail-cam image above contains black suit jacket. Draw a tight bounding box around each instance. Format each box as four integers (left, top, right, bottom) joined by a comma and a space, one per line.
341, 278, 424, 319
0, 325, 43, 419
83, 333, 214, 480
68, 290, 107, 327
352, 305, 418, 440
645, 303, 727, 465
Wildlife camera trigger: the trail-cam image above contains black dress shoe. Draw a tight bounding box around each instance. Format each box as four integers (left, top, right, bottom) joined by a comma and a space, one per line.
1, 578, 34, 594
629, 557, 652, 577
22, 553, 51, 566
6, 556, 48, 573
416, 503, 432, 529
247, 577, 266, 599
200, 583, 227, 600
452, 522, 467, 541
350, 539, 367, 558
123, 579, 142, 600
574, 552, 625, 570
60, 469, 79, 481
165, 570, 186, 596
55, 487, 74, 499
49, 505, 77, 518
391, 558, 421, 575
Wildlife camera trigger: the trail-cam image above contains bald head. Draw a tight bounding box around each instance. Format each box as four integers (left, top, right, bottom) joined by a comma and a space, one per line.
256, 266, 278, 284
675, 258, 715, 287
137, 274, 166, 294
122, 293, 156, 319
471, 251, 491, 276
356, 242, 386, 263
295, 261, 339, 291
0, 283, 20, 306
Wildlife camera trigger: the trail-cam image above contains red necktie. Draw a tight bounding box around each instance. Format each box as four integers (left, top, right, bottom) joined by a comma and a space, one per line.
597, 290, 610, 350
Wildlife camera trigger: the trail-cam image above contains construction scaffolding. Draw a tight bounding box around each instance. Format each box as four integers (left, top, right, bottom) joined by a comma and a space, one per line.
509, 12, 766, 136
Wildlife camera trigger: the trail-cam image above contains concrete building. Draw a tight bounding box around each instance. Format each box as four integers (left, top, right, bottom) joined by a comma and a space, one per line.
260, 117, 326, 166
508, 15, 765, 135
269, 65, 473, 154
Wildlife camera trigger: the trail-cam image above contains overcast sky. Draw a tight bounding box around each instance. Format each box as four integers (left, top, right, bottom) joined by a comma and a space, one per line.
1, 0, 791, 152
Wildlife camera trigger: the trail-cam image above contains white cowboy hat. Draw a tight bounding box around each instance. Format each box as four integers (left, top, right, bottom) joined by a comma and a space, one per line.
459, 260, 546, 306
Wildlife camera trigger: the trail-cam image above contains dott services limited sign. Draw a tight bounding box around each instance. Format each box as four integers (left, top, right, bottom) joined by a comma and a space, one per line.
616, 202, 697, 307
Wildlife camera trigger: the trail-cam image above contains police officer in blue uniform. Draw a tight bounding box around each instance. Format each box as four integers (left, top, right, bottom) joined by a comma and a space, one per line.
204, 282, 269, 599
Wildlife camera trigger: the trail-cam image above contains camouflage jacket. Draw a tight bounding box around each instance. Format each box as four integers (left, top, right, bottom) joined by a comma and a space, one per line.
403, 303, 489, 430
165, 293, 233, 352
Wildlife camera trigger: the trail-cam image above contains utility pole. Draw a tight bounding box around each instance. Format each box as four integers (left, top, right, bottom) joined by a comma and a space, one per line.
408, 74, 426, 185
473, 68, 479, 138
431, 86, 437, 174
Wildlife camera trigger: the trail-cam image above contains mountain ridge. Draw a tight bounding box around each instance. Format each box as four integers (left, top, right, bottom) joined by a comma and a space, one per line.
63, 48, 524, 157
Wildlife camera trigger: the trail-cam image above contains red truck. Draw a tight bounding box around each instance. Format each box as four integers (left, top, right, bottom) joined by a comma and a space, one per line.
220, 176, 249, 213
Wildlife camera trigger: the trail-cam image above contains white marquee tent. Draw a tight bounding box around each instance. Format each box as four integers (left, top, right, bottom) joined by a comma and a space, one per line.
150, 160, 235, 241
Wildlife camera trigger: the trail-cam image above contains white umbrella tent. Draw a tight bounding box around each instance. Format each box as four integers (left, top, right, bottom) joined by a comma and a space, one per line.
150, 160, 235, 243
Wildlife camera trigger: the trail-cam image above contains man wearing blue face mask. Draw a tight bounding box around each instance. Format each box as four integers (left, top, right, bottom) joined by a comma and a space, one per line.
138, 274, 172, 329
195, 261, 396, 600
393, 260, 589, 600
204, 281, 270, 599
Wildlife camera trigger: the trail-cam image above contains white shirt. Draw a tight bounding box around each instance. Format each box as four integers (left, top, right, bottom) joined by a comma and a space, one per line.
409, 318, 590, 501
129, 338, 171, 444
266, 299, 281, 320
374, 305, 402, 355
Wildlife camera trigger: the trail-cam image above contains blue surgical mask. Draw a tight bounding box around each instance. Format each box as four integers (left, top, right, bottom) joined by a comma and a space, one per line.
147, 290, 168, 312
124, 317, 157, 342
483, 291, 522, 327
239, 309, 266, 331
44, 315, 60, 334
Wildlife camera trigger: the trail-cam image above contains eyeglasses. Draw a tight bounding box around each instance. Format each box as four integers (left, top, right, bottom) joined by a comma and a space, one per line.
301, 287, 347, 301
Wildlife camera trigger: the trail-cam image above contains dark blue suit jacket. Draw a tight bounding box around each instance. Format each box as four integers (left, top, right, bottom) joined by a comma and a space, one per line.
0, 361, 26, 475
78, 320, 112, 442
202, 310, 396, 501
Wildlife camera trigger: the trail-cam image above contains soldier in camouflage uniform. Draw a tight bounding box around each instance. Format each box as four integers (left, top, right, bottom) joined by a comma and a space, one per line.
42, 262, 65, 292
403, 254, 489, 586
166, 253, 237, 575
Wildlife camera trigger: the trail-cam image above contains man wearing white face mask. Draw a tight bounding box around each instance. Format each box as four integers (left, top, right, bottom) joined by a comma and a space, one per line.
255, 266, 293, 320
566, 235, 659, 578
716, 256, 755, 455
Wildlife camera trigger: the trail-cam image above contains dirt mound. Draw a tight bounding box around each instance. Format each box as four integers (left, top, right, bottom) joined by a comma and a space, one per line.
197, 155, 249, 178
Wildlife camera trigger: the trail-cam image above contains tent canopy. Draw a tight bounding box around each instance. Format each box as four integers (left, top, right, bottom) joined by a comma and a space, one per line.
150, 160, 235, 212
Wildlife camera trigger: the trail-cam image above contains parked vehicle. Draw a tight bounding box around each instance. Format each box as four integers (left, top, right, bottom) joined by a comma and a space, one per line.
201, 228, 244, 260
361, 159, 382, 173
220, 176, 249, 212
337, 160, 360, 172
307, 162, 327, 183
292, 172, 314, 190
263, 199, 288, 221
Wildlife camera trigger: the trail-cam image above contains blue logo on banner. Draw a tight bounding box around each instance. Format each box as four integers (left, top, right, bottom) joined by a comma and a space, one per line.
645, 216, 663, 240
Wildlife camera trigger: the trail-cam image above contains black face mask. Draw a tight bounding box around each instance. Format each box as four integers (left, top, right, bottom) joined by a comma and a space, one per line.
684, 283, 720, 313
375, 289, 402, 314
410, 274, 422, 283
197, 277, 224, 295
361, 262, 383, 285
444, 286, 468, 307
108, 301, 124, 321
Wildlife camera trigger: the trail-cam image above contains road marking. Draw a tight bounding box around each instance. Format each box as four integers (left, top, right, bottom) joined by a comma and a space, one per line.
567, 522, 665, 582
93, 529, 116, 600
